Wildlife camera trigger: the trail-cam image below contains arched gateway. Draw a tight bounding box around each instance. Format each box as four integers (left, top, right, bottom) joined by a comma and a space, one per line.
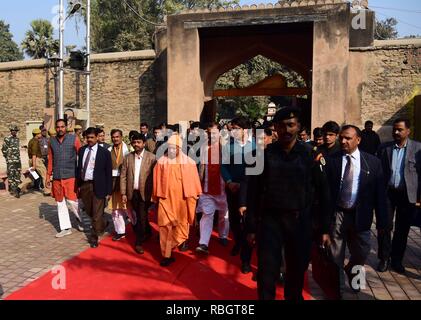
155, 0, 375, 128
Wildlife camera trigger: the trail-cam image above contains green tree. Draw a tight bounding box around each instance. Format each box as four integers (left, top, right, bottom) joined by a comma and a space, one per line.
0, 20, 23, 62
21, 19, 59, 59
68, 0, 238, 53
215, 55, 306, 121
375, 18, 398, 40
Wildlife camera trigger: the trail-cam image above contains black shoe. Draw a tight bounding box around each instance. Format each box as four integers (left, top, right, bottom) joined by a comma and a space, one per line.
178, 241, 189, 252
278, 272, 285, 284
195, 244, 209, 255
377, 259, 390, 272
219, 238, 228, 247
90, 240, 98, 248
230, 244, 240, 256
135, 245, 144, 254
391, 262, 406, 274
160, 257, 175, 267
345, 266, 360, 293
112, 233, 126, 241
15, 188, 21, 199
241, 262, 251, 274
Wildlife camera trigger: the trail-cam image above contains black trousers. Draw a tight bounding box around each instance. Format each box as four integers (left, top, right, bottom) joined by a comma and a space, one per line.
131, 190, 152, 246
257, 209, 312, 301
227, 189, 252, 264
378, 188, 416, 264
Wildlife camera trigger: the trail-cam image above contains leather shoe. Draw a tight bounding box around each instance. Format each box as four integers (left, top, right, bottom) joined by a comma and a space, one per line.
391, 262, 406, 274
90, 241, 98, 248
178, 241, 189, 252
241, 262, 251, 274
135, 245, 144, 254
377, 259, 390, 272
15, 188, 21, 199
160, 257, 175, 267
345, 265, 360, 293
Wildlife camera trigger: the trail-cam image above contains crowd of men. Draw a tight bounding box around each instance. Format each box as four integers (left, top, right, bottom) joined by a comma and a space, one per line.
2, 108, 420, 300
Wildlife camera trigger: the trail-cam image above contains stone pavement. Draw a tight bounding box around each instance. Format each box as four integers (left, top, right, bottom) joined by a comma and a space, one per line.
0, 191, 420, 300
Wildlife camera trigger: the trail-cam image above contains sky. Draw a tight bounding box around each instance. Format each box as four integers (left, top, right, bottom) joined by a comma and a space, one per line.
1, 0, 421, 58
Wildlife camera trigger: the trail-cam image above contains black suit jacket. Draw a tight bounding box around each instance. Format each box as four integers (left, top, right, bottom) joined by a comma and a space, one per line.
77, 144, 113, 199
326, 150, 387, 232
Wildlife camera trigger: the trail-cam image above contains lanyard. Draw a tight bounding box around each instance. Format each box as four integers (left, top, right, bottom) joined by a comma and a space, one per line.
114, 144, 122, 165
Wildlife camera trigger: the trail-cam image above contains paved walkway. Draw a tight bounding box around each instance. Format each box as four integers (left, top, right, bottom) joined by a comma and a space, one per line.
0, 192, 420, 300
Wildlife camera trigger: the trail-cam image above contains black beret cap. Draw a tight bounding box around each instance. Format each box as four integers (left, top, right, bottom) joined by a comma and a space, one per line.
273, 106, 301, 123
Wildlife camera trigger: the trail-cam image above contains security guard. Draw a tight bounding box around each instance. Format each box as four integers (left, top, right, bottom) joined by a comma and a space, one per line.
48, 128, 57, 137
74, 124, 84, 145
241, 107, 332, 301
2, 125, 22, 197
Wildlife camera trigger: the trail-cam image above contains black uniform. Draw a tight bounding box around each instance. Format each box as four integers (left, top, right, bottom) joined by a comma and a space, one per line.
318, 140, 341, 157
243, 140, 332, 300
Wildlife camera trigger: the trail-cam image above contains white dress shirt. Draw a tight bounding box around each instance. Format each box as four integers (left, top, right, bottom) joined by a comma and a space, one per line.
340, 148, 361, 207
133, 149, 145, 190
82, 143, 98, 181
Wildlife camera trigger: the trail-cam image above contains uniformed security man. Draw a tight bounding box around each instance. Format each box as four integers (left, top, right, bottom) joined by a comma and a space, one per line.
240, 107, 332, 301
74, 125, 84, 145
2, 125, 22, 198
17, 128, 48, 196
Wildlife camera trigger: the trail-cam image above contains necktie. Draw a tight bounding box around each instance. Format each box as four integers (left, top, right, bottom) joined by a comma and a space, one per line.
340, 155, 354, 209
82, 147, 92, 181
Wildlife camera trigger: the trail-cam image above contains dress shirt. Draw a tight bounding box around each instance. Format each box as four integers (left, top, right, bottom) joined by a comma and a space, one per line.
133, 149, 145, 190
82, 143, 98, 181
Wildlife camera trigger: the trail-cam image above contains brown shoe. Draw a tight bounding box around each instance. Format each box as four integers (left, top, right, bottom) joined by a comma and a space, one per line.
135, 245, 144, 254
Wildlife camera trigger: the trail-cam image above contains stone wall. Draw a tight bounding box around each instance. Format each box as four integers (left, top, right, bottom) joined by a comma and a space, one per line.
0, 50, 156, 144
349, 39, 421, 141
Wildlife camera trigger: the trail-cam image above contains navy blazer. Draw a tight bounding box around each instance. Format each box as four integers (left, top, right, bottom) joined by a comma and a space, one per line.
77, 144, 113, 199
326, 150, 387, 232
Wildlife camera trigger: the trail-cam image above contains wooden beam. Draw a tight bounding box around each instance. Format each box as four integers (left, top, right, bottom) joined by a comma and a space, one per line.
213, 87, 309, 97
184, 14, 328, 29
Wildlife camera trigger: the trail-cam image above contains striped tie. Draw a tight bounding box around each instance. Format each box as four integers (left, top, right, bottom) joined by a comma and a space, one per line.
340, 155, 354, 209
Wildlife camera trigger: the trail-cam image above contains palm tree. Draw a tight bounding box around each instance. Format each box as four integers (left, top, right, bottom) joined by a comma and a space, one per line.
21, 19, 59, 59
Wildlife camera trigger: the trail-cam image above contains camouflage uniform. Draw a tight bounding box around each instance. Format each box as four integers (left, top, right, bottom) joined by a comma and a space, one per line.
2, 126, 22, 193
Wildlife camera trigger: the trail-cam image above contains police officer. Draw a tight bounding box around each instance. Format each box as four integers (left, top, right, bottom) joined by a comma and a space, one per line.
240, 107, 332, 301
18, 128, 48, 195
74, 125, 84, 145
2, 125, 22, 198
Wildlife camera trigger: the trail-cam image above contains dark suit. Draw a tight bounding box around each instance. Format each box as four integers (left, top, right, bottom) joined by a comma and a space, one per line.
326, 149, 387, 293
326, 150, 387, 232
377, 139, 421, 264
77, 144, 113, 240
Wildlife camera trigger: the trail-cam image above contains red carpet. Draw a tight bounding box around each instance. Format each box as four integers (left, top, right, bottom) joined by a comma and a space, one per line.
6, 222, 312, 300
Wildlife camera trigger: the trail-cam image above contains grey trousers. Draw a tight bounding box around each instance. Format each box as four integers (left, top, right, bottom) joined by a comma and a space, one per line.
330, 210, 371, 293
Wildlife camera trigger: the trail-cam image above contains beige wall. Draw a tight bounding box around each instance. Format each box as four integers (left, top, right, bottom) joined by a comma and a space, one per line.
348, 39, 421, 141
311, 3, 350, 129
0, 50, 156, 142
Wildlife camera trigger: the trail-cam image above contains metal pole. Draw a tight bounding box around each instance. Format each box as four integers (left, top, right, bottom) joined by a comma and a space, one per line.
59, 0, 65, 120
86, 0, 91, 127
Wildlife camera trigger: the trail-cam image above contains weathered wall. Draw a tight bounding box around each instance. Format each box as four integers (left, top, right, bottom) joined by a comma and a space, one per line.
349, 39, 421, 141
0, 50, 156, 142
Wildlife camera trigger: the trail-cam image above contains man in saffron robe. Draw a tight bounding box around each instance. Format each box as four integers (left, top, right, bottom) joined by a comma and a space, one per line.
153, 135, 202, 266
